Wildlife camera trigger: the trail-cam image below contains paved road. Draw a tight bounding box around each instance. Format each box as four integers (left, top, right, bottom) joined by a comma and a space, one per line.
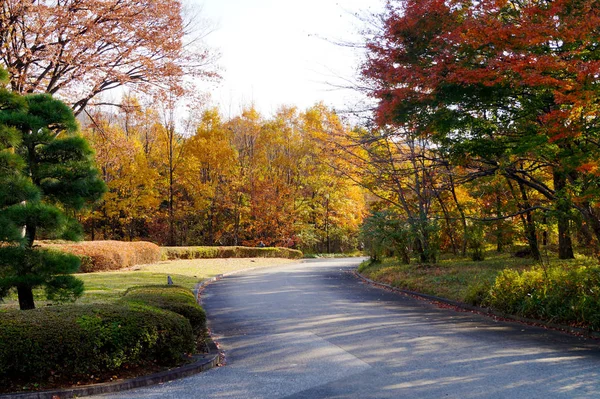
95, 258, 600, 398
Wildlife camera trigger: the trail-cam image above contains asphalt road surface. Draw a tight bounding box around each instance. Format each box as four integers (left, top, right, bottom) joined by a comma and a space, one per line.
94, 258, 600, 398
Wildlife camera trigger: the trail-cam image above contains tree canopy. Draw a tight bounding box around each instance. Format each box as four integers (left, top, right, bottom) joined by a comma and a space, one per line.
359, 0, 600, 258
0, 0, 218, 115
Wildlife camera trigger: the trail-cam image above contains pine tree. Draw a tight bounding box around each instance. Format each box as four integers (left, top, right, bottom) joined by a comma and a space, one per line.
0, 70, 105, 310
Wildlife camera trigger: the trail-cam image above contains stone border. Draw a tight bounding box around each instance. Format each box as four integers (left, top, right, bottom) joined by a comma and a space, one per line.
353, 271, 600, 340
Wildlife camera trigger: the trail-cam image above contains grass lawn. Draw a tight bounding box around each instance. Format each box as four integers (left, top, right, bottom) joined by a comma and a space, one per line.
0, 257, 297, 309
358, 250, 598, 303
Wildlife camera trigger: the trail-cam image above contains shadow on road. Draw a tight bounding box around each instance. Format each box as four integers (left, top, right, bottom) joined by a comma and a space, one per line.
200, 258, 600, 398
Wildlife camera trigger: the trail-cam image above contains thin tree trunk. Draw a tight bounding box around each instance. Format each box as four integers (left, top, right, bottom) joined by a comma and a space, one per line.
553, 171, 575, 259
495, 194, 504, 252
518, 182, 541, 261
446, 165, 468, 256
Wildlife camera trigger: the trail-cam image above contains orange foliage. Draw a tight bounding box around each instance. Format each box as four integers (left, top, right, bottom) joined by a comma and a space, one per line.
41, 241, 161, 272
0, 0, 218, 115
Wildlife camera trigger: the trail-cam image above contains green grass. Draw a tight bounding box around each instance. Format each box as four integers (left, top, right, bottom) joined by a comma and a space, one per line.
358, 250, 598, 303
0, 257, 296, 309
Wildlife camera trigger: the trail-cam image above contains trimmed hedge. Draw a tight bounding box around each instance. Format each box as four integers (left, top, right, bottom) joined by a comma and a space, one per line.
121, 285, 207, 338
162, 246, 303, 260
40, 240, 162, 272
486, 265, 600, 331
0, 303, 194, 387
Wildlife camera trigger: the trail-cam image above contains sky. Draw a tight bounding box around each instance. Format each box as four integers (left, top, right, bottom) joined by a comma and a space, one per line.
191, 0, 383, 118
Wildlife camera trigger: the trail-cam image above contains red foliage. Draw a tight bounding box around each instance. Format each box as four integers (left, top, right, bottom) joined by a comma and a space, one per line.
363, 0, 600, 141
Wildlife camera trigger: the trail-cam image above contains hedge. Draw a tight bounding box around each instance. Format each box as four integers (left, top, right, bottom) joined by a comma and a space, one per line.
162, 246, 303, 260
0, 303, 194, 388
121, 285, 207, 338
40, 240, 162, 272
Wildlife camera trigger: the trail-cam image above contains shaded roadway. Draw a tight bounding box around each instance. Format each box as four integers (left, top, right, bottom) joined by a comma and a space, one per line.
94, 258, 600, 398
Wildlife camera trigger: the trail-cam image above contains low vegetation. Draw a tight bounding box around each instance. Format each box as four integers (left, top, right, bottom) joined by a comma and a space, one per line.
358, 251, 600, 332
121, 286, 207, 339
41, 241, 162, 272
162, 246, 303, 260
486, 266, 600, 330
0, 255, 297, 393
0, 257, 297, 309
0, 302, 195, 392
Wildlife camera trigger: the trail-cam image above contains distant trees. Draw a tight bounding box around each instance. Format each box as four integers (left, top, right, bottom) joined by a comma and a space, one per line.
0, 70, 105, 310
82, 101, 366, 253
357, 0, 600, 260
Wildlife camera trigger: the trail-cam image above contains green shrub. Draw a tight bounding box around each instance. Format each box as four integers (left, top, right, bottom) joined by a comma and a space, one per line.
464, 280, 492, 306
488, 265, 600, 330
162, 246, 303, 260
121, 285, 206, 338
466, 224, 486, 262
0, 303, 194, 386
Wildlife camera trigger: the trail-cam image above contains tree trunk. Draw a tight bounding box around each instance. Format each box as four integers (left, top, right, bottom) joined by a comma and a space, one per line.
578, 204, 600, 256
17, 284, 35, 310
91, 217, 95, 241
553, 171, 575, 259
496, 194, 504, 252
325, 195, 330, 254
434, 190, 458, 255
518, 182, 541, 261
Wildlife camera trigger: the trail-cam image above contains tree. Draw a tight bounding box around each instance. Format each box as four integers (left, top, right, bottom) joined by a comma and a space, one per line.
0, 0, 217, 115
183, 108, 238, 245
0, 71, 105, 310
82, 102, 160, 241
362, 0, 600, 256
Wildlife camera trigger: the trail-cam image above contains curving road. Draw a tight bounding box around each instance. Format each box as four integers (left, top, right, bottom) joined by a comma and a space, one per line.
94, 258, 600, 398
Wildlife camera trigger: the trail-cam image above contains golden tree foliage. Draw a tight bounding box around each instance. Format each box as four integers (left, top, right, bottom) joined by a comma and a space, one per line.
81, 101, 366, 253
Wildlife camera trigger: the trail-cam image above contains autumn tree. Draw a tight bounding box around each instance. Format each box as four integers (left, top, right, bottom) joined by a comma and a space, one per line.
0, 0, 217, 115
180, 108, 238, 245
82, 99, 160, 240
78, 100, 366, 251
297, 104, 367, 253
0, 71, 105, 310
362, 0, 600, 257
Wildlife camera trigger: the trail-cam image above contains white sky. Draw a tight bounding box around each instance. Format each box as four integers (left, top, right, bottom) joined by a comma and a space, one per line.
191, 0, 383, 118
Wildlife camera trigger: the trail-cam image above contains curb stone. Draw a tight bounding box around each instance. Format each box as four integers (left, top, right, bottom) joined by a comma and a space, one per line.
353, 271, 600, 340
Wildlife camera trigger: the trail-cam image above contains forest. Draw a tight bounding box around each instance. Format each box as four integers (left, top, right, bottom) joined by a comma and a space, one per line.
80, 101, 366, 253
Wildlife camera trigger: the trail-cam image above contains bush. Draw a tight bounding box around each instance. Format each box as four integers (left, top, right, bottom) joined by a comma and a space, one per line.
467, 223, 486, 262
0, 303, 194, 387
121, 285, 206, 338
162, 246, 303, 260
40, 240, 162, 272
464, 280, 492, 306
487, 265, 600, 330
